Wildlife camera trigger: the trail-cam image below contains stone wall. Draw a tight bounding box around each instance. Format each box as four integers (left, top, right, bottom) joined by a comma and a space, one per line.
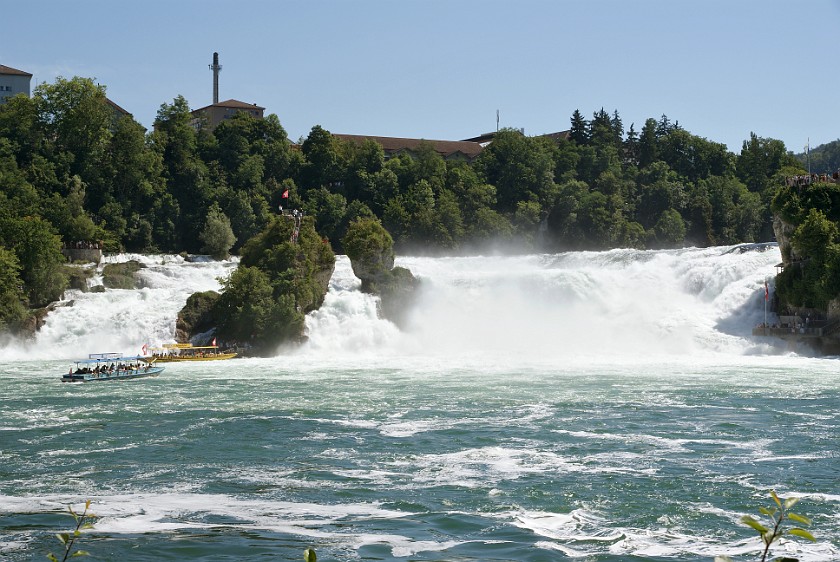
62, 248, 102, 264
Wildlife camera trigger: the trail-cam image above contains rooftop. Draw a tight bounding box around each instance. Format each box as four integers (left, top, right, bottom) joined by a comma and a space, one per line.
334, 134, 484, 160
191, 99, 265, 113
0, 64, 32, 77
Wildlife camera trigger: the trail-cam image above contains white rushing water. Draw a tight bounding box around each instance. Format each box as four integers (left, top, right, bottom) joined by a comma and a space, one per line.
0, 244, 787, 363
0, 254, 238, 361
302, 245, 788, 364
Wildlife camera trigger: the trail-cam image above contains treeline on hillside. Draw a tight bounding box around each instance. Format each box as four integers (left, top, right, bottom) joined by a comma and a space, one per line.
793, 139, 840, 175
0, 76, 808, 330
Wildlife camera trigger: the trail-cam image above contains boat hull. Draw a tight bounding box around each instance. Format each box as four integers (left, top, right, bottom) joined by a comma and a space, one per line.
61, 366, 165, 382
153, 353, 238, 362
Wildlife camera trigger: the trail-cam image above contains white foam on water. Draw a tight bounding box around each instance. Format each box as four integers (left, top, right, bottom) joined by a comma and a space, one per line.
509, 505, 840, 560
0, 493, 482, 558
555, 429, 776, 457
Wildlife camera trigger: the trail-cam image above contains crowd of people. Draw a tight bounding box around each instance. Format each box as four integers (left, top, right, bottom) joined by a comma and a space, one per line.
70, 361, 150, 376
280, 208, 304, 243
785, 173, 839, 188
63, 240, 103, 250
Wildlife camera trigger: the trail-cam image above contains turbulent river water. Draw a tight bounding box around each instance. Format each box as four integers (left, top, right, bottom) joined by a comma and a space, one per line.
0, 247, 838, 561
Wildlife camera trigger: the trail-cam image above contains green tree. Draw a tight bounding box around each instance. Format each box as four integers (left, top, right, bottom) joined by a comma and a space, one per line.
638, 118, 658, 168
342, 217, 395, 281
792, 208, 837, 265
737, 133, 798, 193
651, 208, 686, 248
0, 93, 41, 167
33, 76, 113, 181
200, 203, 236, 260
473, 128, 556, 213
304, 187, 348, 243
0, 247, 27, 330
214, 266, 276, 342
569, 109, 589, 145
151, 95, 211, 252
300, 125, 345, 192
0, 216, 67, 307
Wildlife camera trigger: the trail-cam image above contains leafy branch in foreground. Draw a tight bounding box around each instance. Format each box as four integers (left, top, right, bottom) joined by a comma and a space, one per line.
47, 499, 96, 562
715, 491, 815, 562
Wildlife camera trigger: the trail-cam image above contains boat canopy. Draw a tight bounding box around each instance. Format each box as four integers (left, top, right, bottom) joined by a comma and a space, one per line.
76, 354, 154, 364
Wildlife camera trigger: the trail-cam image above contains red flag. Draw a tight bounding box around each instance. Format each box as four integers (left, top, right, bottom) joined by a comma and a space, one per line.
281, 189, 289, 199
765, 281, 769, 301
141, 343, 148, 356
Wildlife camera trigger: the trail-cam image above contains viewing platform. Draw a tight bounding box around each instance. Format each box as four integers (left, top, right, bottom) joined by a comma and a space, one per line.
61, 241, 103, 264
752, 315, 840, 338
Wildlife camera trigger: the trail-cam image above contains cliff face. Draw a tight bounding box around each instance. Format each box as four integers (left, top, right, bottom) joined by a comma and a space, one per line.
772, 213, 840, 323
772, 215, 796, 264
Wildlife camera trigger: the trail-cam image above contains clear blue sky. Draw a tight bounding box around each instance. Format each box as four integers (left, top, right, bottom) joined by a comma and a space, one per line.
3, 0, 838, 153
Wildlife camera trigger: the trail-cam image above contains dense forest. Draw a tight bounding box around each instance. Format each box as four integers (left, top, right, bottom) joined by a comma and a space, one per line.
0, 75, 821, 332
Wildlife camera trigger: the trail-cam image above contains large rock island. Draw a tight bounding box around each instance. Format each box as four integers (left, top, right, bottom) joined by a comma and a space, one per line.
176, 213, 335, 356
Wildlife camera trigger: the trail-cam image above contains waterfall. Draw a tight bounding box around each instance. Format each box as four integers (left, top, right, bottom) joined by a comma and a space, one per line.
0, 245, 782, 362
301, 245, 783, 360
0, 254, 237, 361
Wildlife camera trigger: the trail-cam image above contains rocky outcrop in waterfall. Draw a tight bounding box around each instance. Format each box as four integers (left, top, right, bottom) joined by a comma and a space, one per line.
174, 290, 221, 343
102, 260, 146, 289
342, 217, 420, 329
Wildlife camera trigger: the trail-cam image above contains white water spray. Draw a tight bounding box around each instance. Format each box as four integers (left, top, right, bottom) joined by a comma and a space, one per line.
0, 254, 237, 361
0, 246, 783, 362
301, 246, 784, 361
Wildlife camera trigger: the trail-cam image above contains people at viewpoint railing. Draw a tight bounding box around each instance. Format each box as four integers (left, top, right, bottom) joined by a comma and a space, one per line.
73, 360, 149, 375
63, 240, 103, 250
785, 172, 839, 187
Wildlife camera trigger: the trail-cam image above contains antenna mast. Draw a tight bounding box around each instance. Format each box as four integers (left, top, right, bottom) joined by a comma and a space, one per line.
209, 52, 222, 104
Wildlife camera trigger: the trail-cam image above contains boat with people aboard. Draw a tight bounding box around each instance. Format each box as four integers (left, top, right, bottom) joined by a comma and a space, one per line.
61, 352, 164, 383
148, 342, 238, 362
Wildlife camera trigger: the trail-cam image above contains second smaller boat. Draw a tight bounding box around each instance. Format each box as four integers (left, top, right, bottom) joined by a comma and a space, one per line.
149, 343, 237, 362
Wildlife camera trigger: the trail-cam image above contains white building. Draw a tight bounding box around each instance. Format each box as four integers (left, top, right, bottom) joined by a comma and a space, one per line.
0, 64, 32, 104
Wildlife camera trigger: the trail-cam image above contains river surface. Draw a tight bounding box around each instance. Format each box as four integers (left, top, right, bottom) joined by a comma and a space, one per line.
0, 247, 838, 561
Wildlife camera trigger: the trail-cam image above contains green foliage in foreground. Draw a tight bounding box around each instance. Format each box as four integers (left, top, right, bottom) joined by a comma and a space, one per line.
716, 491, 815, 562
47, 500, 95, 562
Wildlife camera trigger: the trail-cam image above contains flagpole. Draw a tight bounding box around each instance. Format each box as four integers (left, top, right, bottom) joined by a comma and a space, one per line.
807, 138, 811, 177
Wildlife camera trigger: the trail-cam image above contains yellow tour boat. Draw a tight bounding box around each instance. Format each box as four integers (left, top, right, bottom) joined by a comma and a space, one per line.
148, 342, 237, 362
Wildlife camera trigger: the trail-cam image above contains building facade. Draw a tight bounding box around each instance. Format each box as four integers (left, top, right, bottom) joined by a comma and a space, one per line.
190, 99, 265, 131
0, 64, 32, 104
